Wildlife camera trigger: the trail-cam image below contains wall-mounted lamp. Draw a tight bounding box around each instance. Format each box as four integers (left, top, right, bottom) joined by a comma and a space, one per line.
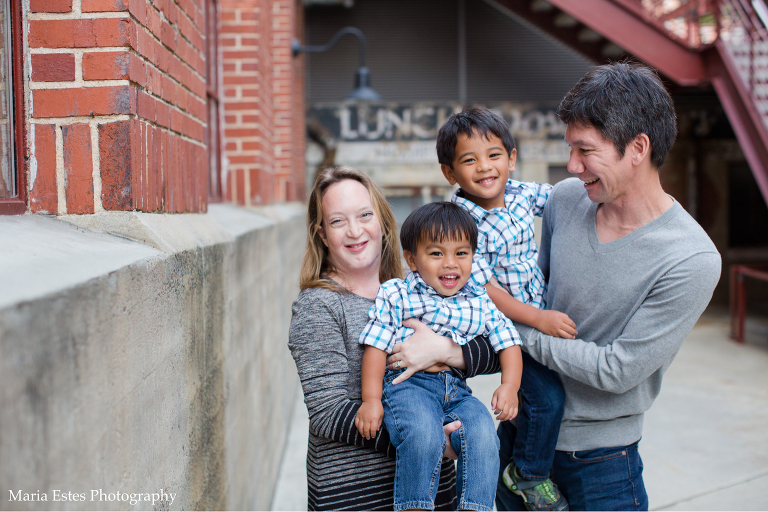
292, 27, 381, 101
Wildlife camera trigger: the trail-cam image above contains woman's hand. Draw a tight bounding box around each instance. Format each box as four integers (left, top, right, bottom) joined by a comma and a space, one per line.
386, 319, 466, 384
442, 420, 462, 460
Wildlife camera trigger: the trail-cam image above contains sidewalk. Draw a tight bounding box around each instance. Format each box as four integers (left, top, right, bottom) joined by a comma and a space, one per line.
272, 310, 768, 511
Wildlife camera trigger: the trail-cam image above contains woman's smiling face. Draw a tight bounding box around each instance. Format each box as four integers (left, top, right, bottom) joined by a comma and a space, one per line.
318, 179, 383, 281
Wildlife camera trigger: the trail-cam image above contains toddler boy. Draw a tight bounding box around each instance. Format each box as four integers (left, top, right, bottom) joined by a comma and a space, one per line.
436, 107, 575, 511
356, 201, 523, 512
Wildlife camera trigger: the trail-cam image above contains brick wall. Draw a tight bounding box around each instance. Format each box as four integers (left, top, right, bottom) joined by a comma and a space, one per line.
24, 0, 303, 214
220, 0, 304, 207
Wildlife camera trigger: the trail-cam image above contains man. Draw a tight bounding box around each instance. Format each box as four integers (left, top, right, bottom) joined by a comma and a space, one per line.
495, 62, 721, 511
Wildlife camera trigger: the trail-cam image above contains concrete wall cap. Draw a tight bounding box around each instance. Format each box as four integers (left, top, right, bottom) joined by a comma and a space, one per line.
60, 211, 235, 254
0, 214, 162, 310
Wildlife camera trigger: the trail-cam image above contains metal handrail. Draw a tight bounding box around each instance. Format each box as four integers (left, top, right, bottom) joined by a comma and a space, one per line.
637, 0, 768, 128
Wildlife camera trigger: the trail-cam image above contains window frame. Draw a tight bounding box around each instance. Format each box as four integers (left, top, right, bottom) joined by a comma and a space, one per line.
205, 0, 223, 203
0, 0, 26, 215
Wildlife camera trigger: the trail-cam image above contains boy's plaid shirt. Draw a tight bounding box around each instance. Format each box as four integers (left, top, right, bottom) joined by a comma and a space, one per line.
452, 179, 552, 308
358, 271, 521, 354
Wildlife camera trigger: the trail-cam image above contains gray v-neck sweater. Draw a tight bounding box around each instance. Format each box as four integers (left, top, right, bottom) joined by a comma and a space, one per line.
516, 178, 721, 451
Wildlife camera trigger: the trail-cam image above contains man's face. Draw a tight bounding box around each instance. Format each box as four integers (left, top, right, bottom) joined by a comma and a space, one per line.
441, 132, 516, 211
565, 123, 636, 206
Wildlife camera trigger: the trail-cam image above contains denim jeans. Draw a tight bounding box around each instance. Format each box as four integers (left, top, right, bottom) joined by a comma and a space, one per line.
496, 421, 649, 511
513, 351, 565, 479
383, 369, 499, 511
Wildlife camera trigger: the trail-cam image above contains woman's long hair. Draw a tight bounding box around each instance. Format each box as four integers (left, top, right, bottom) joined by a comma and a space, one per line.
300, 166, 403, 292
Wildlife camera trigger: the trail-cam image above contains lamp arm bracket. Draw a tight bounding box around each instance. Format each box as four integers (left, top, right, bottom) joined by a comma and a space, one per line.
291, 26, 367, 67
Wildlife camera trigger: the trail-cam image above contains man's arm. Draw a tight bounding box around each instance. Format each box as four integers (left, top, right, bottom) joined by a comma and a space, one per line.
518, 251, 721, 393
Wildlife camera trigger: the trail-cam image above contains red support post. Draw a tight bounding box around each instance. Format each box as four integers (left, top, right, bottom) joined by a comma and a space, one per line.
729, 264, 768, 342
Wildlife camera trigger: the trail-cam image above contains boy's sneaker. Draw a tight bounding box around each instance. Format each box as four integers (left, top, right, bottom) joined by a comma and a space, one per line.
502, 461, 569, 511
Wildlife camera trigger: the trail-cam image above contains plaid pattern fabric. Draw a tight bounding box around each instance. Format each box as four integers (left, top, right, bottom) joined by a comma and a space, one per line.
359, 271, 521, 354
454, 179, 552, 308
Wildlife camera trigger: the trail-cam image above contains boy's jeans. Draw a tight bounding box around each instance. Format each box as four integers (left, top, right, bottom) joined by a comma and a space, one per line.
382, 369, 499, 511
513, 351, 566, 479
496, 421, 649, 511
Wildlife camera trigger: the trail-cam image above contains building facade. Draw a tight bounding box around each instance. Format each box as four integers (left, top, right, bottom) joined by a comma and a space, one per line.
1, 0, 306, 508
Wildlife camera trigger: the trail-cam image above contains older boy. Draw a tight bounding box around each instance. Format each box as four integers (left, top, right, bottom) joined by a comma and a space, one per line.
437, 107, 573, 511
356, 202, 523, 512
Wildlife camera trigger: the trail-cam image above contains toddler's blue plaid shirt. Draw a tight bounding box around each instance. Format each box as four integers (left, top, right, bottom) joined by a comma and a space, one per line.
358, 271, 521, 354
453, 179, 552, 308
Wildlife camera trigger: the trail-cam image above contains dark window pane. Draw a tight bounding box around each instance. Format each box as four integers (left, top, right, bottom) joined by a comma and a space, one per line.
0, 0, 15, 199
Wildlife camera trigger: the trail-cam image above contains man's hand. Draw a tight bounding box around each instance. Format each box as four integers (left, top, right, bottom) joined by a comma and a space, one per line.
535, 309, 577, 339
355, 400, 384, 440
491, 383, 519, 422
443, 420, 462, 460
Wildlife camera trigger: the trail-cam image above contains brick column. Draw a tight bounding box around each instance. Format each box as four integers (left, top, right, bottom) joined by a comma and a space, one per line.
220, 0, 304, 206
273, 0, 304, 202
27, 0, 208, 214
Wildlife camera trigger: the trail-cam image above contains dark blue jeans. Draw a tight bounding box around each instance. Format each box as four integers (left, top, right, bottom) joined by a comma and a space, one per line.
513, 351, 565, 480
383, 369, 499, 511
496, 421, 649, 511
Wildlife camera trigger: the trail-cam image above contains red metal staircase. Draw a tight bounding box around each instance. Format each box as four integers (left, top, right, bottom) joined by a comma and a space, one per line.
494, 0, 768, 206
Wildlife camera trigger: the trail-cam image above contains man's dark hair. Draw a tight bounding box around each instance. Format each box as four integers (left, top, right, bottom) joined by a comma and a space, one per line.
436, 107, 516, 168
556, 61, 677, 169
400, 202, 478, 255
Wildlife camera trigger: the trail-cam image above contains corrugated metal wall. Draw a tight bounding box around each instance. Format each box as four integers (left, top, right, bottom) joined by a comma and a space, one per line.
304, 0, 594, 104
466, 1, 595, 103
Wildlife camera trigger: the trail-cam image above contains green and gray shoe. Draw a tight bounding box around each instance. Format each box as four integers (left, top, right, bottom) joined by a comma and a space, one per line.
502, 461, 569, 511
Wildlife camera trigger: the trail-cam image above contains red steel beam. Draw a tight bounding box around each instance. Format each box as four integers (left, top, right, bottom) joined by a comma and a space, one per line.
705, 42, 768, 205
546, 0, 707, 84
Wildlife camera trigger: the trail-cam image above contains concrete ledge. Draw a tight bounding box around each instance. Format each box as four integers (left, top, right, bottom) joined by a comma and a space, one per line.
0, 203, 306, 510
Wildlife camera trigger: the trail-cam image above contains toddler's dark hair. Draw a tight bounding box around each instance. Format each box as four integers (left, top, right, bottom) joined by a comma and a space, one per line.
436, 107, 516, 168
400, 202, 478, 255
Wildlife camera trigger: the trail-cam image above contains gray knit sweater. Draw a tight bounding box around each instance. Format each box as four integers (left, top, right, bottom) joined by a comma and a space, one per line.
289, 285, 460, 510
517, 178, 721, 451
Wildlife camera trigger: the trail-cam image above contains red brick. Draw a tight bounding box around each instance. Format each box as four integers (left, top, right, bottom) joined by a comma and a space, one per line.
31, 54, 75, 82
128, 0, 147, 26
30, 0, 71, 12
149, 126, 160, 212
82, 0, 128, 11
164, 130, 173, 210
29, 124, 58, 213
156, 101, 170, 128
234, 168, 245, 205
62, 124, 94, 214
161, 21, 177, 51
29, 19, 131, 48
99, 120, 133, 210
83, 51, 130, 80
129, 54, 147, 87
33, 86, 134, 118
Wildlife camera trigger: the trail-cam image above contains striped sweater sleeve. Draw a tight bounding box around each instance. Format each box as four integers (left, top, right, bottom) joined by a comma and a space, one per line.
453, 335, 501, 379
288, 291, 395, 458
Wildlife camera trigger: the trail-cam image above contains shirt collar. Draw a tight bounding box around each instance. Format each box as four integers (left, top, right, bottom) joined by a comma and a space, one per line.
405, 271, 479, 298
451, 180, 516, 219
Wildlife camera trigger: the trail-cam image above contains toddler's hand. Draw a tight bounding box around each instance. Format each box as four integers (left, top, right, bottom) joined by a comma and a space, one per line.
491, 383, 519, 422
536, 310, 577, 339
355, 400, 384, 440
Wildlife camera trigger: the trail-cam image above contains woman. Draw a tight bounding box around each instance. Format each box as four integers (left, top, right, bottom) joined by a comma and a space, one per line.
288, 166, 499, 511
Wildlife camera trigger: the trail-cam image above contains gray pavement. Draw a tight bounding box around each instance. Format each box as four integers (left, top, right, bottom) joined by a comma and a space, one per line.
272, 309, 768, 510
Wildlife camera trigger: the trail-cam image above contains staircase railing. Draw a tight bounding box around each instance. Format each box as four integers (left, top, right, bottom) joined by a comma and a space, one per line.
640, 0, 768, 130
